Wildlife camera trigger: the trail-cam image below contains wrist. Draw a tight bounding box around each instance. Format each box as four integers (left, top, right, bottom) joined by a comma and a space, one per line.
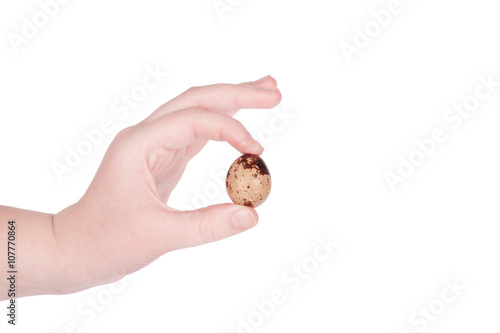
52, 204, 128, 294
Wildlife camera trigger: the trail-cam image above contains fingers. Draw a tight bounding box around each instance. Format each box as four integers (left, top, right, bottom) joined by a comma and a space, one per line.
140, 107, 264, 155
142, 76, 282, 122
241, 75, 278, 90
159, 204, 259, 251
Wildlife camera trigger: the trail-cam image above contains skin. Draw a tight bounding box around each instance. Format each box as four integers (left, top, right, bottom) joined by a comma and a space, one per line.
0, 75, 281, 300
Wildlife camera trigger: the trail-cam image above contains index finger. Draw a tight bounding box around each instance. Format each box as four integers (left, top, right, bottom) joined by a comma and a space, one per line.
139, 107, 264, 156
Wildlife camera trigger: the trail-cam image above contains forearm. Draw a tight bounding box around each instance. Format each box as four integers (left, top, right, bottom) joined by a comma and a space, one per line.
0, 205, 61, 300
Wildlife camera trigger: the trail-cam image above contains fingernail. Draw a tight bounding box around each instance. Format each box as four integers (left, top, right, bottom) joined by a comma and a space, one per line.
253, 141, 264, 153
256, 75, 269, 82
232, 209, 257, 230
242, 140, 264, 154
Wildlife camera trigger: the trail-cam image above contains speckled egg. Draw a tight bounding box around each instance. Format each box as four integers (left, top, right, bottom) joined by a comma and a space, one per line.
226, 154, 271, 208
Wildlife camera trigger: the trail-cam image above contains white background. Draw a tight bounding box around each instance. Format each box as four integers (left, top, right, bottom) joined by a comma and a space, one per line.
1, 0, 500, 332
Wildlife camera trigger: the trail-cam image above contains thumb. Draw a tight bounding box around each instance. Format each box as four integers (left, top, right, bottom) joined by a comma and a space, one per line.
170, 204, 259, 250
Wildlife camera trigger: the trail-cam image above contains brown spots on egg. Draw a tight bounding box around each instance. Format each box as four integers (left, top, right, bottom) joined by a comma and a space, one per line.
226, 154, 271, 208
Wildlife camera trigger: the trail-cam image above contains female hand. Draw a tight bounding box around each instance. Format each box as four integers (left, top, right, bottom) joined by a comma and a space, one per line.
51, 76, 281, 293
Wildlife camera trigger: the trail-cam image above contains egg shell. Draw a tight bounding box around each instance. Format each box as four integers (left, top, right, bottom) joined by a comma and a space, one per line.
226, 154, 271, 208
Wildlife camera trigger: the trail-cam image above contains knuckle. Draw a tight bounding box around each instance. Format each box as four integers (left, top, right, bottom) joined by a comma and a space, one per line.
114, 126, 135, 143
197, 215, 220, 244
184, 86, 200, 97
108, 126, 141, 159
180, 107, 209, 123
191, 107, 209, 119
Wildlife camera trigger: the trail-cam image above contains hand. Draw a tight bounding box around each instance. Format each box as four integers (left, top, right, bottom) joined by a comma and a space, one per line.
52, 76, 281, 293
